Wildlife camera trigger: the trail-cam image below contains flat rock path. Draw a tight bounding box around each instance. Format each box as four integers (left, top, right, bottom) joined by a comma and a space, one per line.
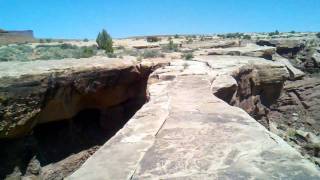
68, 58, 320, 179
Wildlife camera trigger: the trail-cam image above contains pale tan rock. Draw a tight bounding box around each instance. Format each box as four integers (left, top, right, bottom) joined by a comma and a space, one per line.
68, 56, 319, 180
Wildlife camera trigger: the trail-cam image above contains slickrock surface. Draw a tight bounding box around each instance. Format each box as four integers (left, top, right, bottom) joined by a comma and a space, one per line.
202, 43, 276, 59
194, 43, 305, 80
183, 39, 240, 49
68, 56, 320, 179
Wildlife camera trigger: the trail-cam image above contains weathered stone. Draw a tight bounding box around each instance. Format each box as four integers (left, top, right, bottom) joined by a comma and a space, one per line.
25, 156, 41, 176
68, 56, 319, 179
268, 77, 320, 162
0, 57, 153, 139
206, 44, 276, 59
0, 30, 35, 45
183, 40, 240, 49
312, 51, 320, 66
273, 54, 305, 80
257, 38, 305, 59
211, 75, 237, 103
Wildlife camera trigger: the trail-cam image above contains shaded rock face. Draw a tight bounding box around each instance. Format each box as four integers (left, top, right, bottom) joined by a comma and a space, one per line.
256, 39, 305, 59
213, 64, 287, 129
257, 38, 320, 73
268, 77, 320, 164
297, 47, 320, 73
0, 60, 151, 139
0, 58, 155, 179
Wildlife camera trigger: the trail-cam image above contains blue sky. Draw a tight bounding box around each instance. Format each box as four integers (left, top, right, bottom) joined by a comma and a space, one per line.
0, 0, 319, 39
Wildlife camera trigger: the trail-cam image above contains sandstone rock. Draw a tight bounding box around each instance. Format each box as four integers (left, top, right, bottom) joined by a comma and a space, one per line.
206, 44, 276, 59
268, 77, 320, 163
0, 30, 35, 45
272, 54, 305, 80
256, 38, 305, 58
2, 50, 320, 179
0, 57, 153, 139
68, 56, 319, 179
311, 51, 320, 66
211, 75, 237, 103
183, 40, 240, 49
25, 156, 41, 176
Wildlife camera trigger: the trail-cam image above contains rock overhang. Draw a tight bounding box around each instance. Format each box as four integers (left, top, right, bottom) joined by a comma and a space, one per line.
0, 57, 156, 139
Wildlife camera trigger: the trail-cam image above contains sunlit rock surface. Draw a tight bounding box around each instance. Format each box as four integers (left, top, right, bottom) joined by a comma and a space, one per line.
68, 56, 320, 179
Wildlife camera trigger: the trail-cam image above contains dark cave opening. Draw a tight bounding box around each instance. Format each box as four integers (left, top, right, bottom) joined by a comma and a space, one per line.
0, 96, 147, 179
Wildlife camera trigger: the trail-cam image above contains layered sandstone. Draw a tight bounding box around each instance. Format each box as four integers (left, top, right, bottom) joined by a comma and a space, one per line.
69, 56, 320, 179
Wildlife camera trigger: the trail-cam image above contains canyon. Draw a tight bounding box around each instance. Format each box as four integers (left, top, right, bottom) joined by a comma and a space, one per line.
1, 33, 320, 179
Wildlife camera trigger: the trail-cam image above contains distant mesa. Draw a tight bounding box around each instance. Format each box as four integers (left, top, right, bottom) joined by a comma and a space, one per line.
0, 28, 35, 45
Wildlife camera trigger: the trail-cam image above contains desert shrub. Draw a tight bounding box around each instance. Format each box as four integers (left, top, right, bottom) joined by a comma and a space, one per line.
218, 33, 244, 39
83, 38, 89, 42
35, 44, 96, 60
117, 45, 125, 50
146, 36, 160, 42
316, 32, 320, 38
80, 47, 96, 58
227, 33, 243, 38
286, 129, 297, 137
243, 35, 251, 40
96, 29, 113, 53
290, 30, 296, 34
162, 40, 178, 52
200, 36, 205, 41
186, 37, 193, 44
142, 50, 164, 58
120, 49, 140, 57
0, 45, 32, 61
39, 39, 45, 43
46, 39, 52, 43
182, 52, 194, 60
58, 40, 64, 43
174, 34, 179, 38
60, 43, 77, 49
0, 44, 97, 61
107, 53, 117, 58
269, 30, 280, 36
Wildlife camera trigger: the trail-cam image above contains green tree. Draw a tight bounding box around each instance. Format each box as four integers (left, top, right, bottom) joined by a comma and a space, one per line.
316, 32, 320, 38
96, 29, 113, 53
